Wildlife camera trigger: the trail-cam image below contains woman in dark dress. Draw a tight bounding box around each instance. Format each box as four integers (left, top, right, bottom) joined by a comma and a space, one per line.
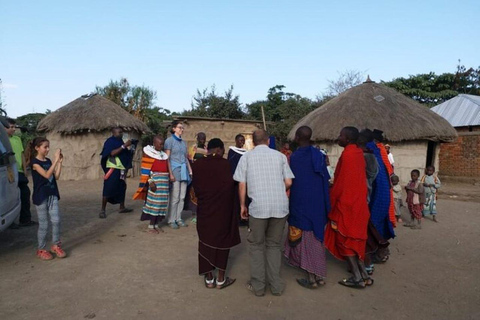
192, 138, 241, 289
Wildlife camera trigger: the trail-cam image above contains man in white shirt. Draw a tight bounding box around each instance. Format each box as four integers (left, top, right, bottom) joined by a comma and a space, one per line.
234, 129, 294, 297
385, 144, 394, 168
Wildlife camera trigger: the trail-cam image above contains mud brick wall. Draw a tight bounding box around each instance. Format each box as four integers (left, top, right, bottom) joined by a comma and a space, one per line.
439, 126, 480, 177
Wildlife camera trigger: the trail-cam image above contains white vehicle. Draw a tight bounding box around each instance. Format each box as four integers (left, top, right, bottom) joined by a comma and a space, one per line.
0, 116, 21, 231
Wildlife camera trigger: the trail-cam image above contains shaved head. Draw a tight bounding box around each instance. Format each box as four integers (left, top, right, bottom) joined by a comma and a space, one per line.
253, 129, 269, 146
153, 135, 164, 143
295, 126, 312, 143
343, 126, 359, 143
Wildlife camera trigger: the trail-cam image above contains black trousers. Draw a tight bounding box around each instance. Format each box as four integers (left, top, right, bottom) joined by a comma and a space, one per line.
18, 172, 32, 223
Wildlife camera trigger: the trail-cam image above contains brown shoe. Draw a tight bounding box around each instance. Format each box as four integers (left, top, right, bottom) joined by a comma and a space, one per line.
37, 250, 53, 261
51, 244, 67, 258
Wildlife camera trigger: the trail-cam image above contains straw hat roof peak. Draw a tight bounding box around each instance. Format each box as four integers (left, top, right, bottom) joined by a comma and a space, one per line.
37, 94, 150, 134
288, 82, 457, 142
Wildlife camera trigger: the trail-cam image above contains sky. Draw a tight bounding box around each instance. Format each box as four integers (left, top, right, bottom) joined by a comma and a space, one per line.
1, 0, 479, 118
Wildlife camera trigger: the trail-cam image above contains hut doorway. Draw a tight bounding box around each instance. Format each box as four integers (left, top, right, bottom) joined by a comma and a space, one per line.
426, 141, 436, 167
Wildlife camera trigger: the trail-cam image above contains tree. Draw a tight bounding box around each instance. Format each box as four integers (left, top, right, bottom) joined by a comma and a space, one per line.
383, 61, 480, 106
246, 85, 318, 144
15, 113, 47, 148
454, 61, 480, 95
182, 85, 245, 119
326, 70, 365, 97
95, 78, 157, 121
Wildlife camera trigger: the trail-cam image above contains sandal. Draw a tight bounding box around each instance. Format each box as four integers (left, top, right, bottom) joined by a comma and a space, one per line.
147, 228, 159, 234
216, 277, 235, 289
204, 276, 215, 289
363, 277, 374, 286
296, 278, 319, 289
99, 211, 106, 219
338, 277, 366, 289
366, 264, 375, 275
119, 208, 133, 213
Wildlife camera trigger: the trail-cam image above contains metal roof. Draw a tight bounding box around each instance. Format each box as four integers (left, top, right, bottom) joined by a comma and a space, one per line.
431, 94, 480, 127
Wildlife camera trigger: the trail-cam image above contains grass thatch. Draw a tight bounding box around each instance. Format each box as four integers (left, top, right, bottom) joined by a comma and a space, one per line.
288, 81, 458, 142
37, 94, 150, 134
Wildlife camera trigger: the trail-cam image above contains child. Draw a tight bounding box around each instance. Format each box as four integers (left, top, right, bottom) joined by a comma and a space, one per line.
404, 169, 425, 230
133, 136, 170, 234
421, 166, 441, 222
391, 175, 403, 223
27, 137, 65, 260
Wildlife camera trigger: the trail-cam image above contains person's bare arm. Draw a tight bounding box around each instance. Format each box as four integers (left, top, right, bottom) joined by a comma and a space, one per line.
239, 182, 249, 220
32, 149, 61, 180
110, 140, 132, 157
284, 178, 292, 191
186, 153, 193, 176
21, 152, 27, 174
54, 154, 63, 180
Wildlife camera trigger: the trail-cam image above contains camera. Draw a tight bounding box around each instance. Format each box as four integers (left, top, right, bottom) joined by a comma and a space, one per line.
130, 139, 139, 152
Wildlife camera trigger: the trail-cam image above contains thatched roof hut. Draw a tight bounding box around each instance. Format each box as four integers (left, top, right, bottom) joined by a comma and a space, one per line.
288, 80, 457, 142
288, 79, 457, 184
37, 94, 149, 134
37, 94, 150, 180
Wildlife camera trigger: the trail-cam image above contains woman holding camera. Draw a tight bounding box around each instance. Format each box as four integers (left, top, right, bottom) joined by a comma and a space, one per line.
99, 127, 134, 219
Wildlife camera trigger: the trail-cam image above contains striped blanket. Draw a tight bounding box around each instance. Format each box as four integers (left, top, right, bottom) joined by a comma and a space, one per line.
143, 172, 169, 216
133, 155, 156, 201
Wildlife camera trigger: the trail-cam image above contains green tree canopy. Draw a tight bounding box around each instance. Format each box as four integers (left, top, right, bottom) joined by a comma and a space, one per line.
246, 85, 318, 143
182, 85, 245, 119
95, 78, 157, 121
383, 62, 480, 107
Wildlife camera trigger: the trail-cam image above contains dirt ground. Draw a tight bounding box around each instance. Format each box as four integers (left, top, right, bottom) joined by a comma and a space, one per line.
0, 178, 479, 320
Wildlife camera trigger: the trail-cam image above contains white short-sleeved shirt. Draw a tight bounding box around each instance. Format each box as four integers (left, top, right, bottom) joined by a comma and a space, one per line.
388, 152, 394, 166
233, 145, 294, 219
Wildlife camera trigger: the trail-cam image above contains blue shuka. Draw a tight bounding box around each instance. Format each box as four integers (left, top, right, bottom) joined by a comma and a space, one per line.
288, 146, 331, 242
366, 142, 395, 240
100, 136, 133, 204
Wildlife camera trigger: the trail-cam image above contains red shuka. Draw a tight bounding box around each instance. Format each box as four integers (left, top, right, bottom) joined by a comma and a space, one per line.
324, 144, 370, 261
377, 142, 396, 227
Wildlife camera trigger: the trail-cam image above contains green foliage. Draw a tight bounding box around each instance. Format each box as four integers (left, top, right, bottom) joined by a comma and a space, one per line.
95, 78, 157, 121
182, 85, 245, 119
141, 106, 172, 145
14, 113, 47, 148
383, 62, 480, 107
246, 85, 319, 144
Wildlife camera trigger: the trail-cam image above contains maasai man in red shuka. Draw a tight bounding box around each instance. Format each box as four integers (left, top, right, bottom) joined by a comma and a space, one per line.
373, 129, 396, 228
133, 136, 170, 234
192, 138, 240, 289
324, 127, 373, 289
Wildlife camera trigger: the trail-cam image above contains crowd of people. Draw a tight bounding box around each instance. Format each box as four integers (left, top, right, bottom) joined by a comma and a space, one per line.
5, 118, 442, 295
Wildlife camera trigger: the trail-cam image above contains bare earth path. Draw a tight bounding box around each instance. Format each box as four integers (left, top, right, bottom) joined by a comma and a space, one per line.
0, 178, 479, 320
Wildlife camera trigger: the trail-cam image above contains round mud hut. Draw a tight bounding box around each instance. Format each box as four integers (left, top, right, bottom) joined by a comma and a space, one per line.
37, 94, 150, 180
288, 78, 457, 184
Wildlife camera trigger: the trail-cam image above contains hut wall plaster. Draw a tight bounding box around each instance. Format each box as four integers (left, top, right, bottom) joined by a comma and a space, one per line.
46, 131, 143, 181
175, 118, 263, 151
316, 141, 430, 185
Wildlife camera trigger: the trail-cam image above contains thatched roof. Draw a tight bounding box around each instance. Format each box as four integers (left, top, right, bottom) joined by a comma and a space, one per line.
37, 94, 150, 134
288, 80, 457, 142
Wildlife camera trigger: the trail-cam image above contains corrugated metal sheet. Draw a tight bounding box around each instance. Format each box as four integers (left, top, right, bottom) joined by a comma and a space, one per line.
431, 94, 480, 127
